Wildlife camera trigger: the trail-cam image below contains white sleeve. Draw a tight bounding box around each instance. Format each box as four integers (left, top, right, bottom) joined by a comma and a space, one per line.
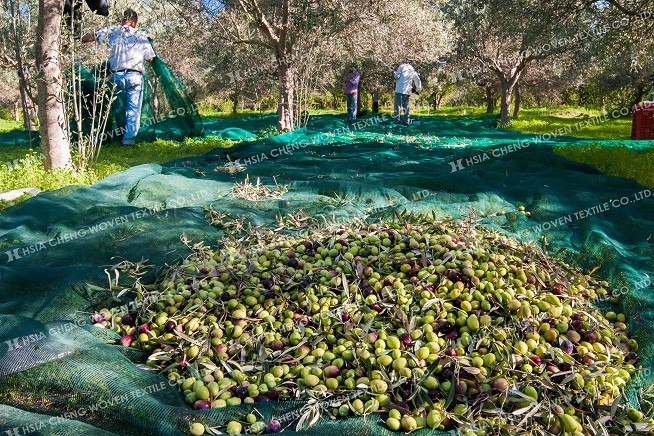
94, 26, 111, 45
143, 40, 156, 60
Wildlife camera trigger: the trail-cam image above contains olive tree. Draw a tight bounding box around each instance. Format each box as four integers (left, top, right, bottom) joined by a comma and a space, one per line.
444, 0, 596, 125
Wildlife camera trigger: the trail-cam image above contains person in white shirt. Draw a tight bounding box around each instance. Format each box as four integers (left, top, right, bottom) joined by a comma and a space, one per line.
393, 62, 422, 124
82, 9, 155, 145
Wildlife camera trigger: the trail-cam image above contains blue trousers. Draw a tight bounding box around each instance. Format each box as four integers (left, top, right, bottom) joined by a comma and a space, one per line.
393, 93, 411, 123
113, 71, 144, 145
346, 93, 358, 119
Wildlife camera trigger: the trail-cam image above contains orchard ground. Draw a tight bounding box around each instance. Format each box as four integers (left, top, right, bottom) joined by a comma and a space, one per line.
0, 106, 651, 211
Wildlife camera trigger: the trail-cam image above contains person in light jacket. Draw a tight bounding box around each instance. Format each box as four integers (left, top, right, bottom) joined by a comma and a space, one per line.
393, 63, 421, 124
82, 9, 155, 145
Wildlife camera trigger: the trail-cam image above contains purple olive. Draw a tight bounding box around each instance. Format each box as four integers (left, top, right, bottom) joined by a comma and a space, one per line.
91, 313, 104, 324
287, 258, 298, 268
234, 386, 248, 399
559, 363, 572, 372
271, 340, 283, 351
199, 267, 210, 275
138, 324, 150, 334
447, 331, 459, 340
560, 340, 574, 354
194, 400, 211, 410
428, 389, 441, 399
165, 320, 177, 332
122, 313, 135, 326
438, 321, 454, 334
583, 331, 597, 344
262, 279, 274, 290
264, 420, 281, 433
362, 286, 375, 297
267, 389, 279, 400
119, 335, 133, 347
220, 291, 231, 301
400, 333, 413, 346
530, 355, 542, 365
341, 312, 351, 322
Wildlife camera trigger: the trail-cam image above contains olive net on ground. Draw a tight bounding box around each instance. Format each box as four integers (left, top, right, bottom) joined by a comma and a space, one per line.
0, 114, 652, 435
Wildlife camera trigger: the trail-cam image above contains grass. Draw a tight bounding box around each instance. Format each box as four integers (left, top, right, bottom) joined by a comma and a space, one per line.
508, 107, 632, 140
0, 136, 231, 210
0, 119, 22, 133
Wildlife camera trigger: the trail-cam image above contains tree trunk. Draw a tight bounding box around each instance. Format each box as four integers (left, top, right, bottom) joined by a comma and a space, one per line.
36, 0, 71, 169
8, 0, 36, 130
500, 79, 513, 126
485, 85, 495, 114
499, 76, 519, 126
434, 94, 443, 109
631, 85, 647, 107
231, 93, 239, 114
13, 100, 20, 121
513, 83, 521, 119
277, 62, 294, 132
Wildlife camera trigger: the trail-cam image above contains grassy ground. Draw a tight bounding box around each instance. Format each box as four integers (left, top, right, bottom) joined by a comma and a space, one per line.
0, 119, 21, 133
505, 107, 652, 188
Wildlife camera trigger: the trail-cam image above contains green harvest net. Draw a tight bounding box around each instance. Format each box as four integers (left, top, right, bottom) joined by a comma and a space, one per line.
0, 56, 203, 148
0, 113, 653, 435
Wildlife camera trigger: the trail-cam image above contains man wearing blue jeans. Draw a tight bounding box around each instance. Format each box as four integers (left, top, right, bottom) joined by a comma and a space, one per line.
82, 9, 155, 145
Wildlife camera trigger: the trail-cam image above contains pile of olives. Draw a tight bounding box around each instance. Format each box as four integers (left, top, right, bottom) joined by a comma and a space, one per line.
93, 220, 649, 435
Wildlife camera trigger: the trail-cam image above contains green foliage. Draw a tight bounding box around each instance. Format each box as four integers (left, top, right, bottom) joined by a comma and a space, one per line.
256, 125, 280, 139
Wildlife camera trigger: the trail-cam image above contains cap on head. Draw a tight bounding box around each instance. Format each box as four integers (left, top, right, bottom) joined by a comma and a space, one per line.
123, 8, 138, 22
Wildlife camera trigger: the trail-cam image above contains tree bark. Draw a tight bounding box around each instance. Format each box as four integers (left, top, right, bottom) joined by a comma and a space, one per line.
36, 0, 71, 169
513, 83, 521, 119
277, 62, 294, 132
500, 80, 514, 125
8, 0, 36, 130
485, 85, 495, 114
231, 92, 239, 114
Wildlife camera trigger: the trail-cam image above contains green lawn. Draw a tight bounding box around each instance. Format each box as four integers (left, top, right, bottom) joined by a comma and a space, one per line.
0, 119, 22, 133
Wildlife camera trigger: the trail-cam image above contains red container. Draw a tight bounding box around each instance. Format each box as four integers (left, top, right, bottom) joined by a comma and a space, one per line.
631, 102, 654, 139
